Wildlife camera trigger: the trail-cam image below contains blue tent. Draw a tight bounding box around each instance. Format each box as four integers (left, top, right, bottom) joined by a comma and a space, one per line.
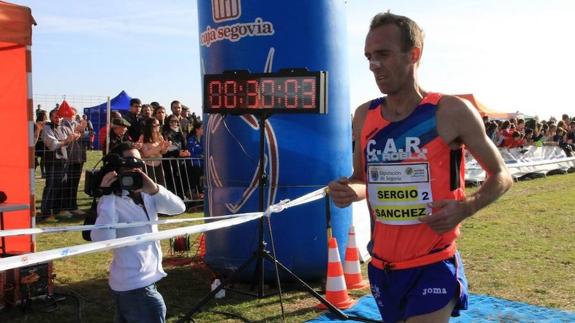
83, 90, 132, 149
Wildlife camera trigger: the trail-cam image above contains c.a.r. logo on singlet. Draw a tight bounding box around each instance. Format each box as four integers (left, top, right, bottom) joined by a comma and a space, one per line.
366, 137, 428, 162
212, 0, 241, 22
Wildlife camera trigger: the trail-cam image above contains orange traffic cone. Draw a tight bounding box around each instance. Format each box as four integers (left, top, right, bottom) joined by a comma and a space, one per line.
343, 226, 369, 290
198, 233, 206, 258
316, 237, 355, 310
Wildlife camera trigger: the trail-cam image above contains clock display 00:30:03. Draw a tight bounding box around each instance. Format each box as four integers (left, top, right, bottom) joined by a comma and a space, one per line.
206, 76, 318, 110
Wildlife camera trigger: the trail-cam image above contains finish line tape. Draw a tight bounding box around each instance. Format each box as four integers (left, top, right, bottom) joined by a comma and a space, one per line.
0, 187, 328, 238
0, 186, 329, 272
0, 213, 251, 238
0, 212, 262, 272
268, 187, 327, 213
283, 187, 327, 209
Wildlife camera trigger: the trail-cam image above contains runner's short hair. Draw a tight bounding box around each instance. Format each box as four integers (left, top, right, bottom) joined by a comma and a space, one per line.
369, 11, 424, 52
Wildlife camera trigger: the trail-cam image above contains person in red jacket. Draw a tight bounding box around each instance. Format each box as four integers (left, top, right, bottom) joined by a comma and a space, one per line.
99, 111, 123, 155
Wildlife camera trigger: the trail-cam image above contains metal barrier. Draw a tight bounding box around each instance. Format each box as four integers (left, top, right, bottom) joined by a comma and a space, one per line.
141, 156, 204, 203
35, 152, 204, 218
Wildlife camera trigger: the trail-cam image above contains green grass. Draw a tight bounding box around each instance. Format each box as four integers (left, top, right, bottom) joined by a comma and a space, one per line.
2, 152, 574, 322
458, 175, 575, 310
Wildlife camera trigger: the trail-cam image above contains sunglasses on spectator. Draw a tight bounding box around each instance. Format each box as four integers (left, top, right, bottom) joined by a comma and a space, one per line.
169, 120, 179, 124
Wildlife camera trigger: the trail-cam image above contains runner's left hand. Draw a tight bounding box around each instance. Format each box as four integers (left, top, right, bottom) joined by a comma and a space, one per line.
418, 199, 470, 234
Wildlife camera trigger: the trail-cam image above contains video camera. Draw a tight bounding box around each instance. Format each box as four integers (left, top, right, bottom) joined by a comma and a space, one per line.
84, 153, 145, 197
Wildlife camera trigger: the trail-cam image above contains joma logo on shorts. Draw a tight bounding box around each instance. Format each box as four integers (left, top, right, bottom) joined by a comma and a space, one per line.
422, 287, 447, 296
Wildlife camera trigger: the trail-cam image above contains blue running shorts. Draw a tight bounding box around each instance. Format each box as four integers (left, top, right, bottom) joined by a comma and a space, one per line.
367, 251, 468, 322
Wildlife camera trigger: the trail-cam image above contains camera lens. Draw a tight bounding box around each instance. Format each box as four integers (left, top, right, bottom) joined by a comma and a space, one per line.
121, 176, 134, 186
119, 172, 143, 191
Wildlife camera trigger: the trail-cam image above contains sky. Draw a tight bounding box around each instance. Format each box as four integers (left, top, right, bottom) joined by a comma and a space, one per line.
10, 0, 575, 120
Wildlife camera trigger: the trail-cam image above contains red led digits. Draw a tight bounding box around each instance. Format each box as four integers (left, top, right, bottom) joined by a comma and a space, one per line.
204, 71, 326, 114
261, 79, 275, 109
208, 78, 315, 109
302, 78, 315, 109
224, 80, 237, 108
209, 81, 222, 108
247, 79, 259, 108
284, 79, 298, 108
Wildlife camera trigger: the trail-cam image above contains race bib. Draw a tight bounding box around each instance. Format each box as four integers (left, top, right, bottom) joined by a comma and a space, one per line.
368, 163, 433, 225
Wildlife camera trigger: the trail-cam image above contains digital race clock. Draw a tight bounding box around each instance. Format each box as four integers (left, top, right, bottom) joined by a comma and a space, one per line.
203, 69, 327, 115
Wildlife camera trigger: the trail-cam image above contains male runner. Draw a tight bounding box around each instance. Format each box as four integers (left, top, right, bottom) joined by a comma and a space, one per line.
328, 12, 513, 322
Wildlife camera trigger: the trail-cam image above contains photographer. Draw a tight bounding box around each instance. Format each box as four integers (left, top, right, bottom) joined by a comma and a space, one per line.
91, 142, 185, 323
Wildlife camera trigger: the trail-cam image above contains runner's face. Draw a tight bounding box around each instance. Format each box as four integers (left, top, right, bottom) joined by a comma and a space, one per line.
365, 24, 416, 95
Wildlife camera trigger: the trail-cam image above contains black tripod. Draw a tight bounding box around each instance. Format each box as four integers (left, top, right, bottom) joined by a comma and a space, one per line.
180, 113, 378, 322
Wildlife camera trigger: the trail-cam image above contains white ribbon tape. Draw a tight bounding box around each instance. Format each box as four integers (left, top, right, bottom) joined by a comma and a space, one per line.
0, 213, 251, 238
281, 187, 327, 209
0, 187, 329, 272
0, 212, 262, 272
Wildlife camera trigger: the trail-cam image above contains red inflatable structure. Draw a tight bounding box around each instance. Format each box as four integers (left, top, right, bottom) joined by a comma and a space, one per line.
0, 1, 36, 254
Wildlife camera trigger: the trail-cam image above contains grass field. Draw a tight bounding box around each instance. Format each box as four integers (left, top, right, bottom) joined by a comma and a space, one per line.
1, 151, 574, 322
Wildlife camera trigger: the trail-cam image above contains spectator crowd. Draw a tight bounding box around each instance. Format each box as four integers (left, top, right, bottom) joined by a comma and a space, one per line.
34, 98, 204, 221
33, 100, 575, 221
484, 113, 575, 156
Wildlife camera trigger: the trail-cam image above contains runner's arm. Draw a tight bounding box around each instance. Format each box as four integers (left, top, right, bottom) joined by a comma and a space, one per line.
328, 103, 368, 208
420, 97, 513, 232
454, 98, 513, 216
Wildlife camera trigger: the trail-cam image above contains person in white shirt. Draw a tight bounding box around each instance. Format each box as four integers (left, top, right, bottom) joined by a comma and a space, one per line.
91, 142, 186, 323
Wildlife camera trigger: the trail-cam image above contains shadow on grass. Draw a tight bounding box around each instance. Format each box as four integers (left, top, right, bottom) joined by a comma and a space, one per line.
164, 263, 329, 322
0, 261, 327, 322
0, 276, 114, 323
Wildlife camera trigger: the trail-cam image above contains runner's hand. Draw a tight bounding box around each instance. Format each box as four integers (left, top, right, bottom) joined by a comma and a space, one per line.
418, 199, 470, 234
327, 177, 357, 208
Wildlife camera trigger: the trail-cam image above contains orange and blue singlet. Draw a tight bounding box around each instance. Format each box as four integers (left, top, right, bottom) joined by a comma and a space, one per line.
360, 93, 466, 266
